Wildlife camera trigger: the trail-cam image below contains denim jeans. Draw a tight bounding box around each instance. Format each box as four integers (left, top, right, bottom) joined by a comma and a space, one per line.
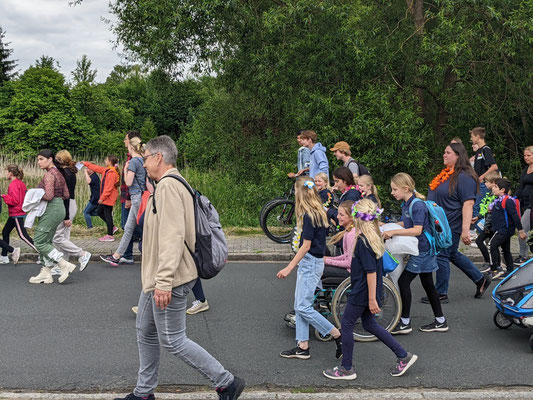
435, 231, 484, 295
134, 281, 233, 397
117, 193, 141, 256
83, 202, 99, 229
294, 253, 335, 342
473, 182, 489, 218
123, 225, 142, 260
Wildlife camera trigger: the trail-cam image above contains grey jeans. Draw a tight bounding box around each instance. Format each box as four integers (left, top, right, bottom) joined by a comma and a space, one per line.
518, 208, 531, 258
134, 280, 234, 397
116, 193, 141, 256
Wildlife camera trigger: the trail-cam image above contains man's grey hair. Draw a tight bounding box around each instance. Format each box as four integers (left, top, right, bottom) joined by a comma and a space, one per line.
145, 135, 178, 166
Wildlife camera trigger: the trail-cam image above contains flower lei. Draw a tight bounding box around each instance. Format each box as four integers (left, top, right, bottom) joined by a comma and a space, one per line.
488, 195, 515, 212
429, 167, 454, 191
344, 184, 361, 193
351, 200, 383, 221
322, 191, 333, 208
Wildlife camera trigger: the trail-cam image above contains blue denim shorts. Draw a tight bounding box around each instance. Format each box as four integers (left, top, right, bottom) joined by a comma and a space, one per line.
405, 250, 437, 274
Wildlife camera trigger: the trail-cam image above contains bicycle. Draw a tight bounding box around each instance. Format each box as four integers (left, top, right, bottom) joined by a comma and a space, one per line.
260, 178, 296, 244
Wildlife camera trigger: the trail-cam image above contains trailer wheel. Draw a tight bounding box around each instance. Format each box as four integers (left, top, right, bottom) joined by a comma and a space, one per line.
493, 311, 512, 329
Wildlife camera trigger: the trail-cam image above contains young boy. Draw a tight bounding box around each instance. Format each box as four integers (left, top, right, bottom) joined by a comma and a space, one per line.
473, 171, 499, 272
299, 130, 329, 178
288, 132, 311, 178
470, 127, 499, 217
488, 178, 527, 279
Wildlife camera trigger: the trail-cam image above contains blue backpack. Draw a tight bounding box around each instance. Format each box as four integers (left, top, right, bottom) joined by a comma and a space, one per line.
408, 198, 452, 255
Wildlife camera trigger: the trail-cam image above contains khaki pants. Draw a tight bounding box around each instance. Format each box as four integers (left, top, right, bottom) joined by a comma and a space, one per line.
53, 199, 83, 260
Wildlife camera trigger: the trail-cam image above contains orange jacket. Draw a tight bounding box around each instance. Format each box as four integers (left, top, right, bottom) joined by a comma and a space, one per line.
83, 162, 119, 206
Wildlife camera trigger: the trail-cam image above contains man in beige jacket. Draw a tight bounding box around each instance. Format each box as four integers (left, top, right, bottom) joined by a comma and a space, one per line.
115, 136, 244, 400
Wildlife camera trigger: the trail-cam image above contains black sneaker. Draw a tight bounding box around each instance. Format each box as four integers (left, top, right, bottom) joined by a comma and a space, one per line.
479, 262, 491, 273
419, 319, 449, 332
421, 294, 449, 304
114, 394, 154, 400
100, 254, 120, 267
280, 345, 310, 359
391, 322, 412, 335
474, 274, 492, 299
390, 352, 418, 377
514, 256, 528, 266
216, 376, 245, 400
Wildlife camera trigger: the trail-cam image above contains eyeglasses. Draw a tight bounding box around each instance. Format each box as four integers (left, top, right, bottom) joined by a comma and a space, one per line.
142, 153, 158, 162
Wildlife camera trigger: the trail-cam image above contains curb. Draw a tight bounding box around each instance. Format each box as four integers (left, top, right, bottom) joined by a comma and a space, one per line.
1, 389, 533, 400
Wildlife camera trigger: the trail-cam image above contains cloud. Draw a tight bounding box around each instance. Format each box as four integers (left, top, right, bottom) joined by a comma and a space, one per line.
0, 0, 124, 82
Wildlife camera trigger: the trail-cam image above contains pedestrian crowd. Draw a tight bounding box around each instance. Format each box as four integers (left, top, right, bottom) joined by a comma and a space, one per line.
1, 127, 532, 400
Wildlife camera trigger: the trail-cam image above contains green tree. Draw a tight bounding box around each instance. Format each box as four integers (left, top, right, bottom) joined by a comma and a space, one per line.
72, 54, 98, 84
0, 27, 17, 83
34, 55, 60, 70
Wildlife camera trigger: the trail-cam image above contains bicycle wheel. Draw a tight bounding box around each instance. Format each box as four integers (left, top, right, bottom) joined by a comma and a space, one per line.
259, 197, 285, 226
260, 199, 295, 243
331, 276, 402, 342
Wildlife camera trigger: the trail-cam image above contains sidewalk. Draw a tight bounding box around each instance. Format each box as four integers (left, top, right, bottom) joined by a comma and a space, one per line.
8, 232, 526, 264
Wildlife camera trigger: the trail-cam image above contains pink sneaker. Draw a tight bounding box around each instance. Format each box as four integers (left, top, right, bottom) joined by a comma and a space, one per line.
112, 226, 119, 235
99, 235, 115, 242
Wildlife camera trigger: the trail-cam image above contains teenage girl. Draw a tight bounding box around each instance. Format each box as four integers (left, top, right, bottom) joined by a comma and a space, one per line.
0, 164, 36, 264
322, 200, 355, 280
323, 198, 417, 380
277, 177, 342, 360
384, 173, 448, 334
357, 174, 381, 207
83, 156, 120, 242
314, 172, 334, 211
328, 166, 361, 223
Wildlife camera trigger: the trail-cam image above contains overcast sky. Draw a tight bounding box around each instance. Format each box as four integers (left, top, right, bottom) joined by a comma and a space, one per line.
1, 0, 123, 82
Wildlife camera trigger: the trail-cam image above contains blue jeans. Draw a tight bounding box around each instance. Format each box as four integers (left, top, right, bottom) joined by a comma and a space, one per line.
473, 182, 488, 218
83, 202, 99, 229
294, 253, 334, 342
435, 232, 484, 295
123, 225, 142, 260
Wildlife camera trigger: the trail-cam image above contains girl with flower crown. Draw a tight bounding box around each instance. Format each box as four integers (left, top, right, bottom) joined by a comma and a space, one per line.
277, 177, 342, 361
323, 198, 417, 380
384, 173, 448, 335
427, 142, 491, 303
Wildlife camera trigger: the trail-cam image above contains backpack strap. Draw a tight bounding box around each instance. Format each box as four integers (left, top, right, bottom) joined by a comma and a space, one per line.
502, 195, 509, 228
407, 197, 422, 220
408, 197, 437, 255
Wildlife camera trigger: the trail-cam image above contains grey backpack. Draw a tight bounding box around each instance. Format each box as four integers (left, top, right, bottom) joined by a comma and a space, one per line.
154, 174, 228, 279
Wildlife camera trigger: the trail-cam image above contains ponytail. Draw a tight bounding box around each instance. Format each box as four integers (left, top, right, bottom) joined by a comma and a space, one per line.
6, 164, 23, 180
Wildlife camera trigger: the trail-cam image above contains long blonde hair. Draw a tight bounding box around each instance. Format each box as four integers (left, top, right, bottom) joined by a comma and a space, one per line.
358, 174, 382, 208
56, 150, 78, 173
129, 137, 145, 155
328, 200, 354, 245
352, 198, 385, 258
390, 172, 425, 200
295, 177, 329, 230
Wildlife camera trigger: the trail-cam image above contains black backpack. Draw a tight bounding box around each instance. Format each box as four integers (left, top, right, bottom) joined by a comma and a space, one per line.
347, 159, 370, 176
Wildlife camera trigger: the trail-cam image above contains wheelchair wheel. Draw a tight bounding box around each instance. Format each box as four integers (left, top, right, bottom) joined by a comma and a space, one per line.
493, 311, 512, 329
314, 329, 333, 342
260, 199, 295, 244
331, 276, 402, 342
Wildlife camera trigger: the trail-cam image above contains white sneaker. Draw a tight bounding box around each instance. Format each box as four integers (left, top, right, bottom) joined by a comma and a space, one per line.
186, 300, 209, 315
0, 255, 9, 264
29, 267, 53, 284
57, 258, 76, 284
78, 251, 91, 272
132, 306, 138, 314
119, 257, 134, 265
11, 247, 21, 264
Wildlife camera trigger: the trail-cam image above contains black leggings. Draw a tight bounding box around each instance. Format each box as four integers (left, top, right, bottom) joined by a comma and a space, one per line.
1, 216, 38, 256
398, 270, 443, 319
475, 231, 496, 264
97, 204, 114, 235
489, 232, 513, 272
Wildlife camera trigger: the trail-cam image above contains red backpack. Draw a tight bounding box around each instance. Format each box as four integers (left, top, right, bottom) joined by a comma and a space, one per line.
501, 195, 521, 228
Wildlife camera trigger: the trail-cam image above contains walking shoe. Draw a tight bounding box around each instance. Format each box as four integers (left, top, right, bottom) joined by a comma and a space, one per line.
284, 310, 295, 322
100, 254, 120, 267
479, 262, 491, 273
99, 234, 115, 242
514, 256, 528, 266
323, 365, 357, 380
113, 393, 154, 400
421, 294, 448, 304
78, 251, 91, 272
50, 266, 61, 276
119, 257, 134, 265
495, 271, 509, 280
29, 267, 54, 284
216, 376, 245, 400
186, 300, 210, 315
491, 267, 505, 280
112, 226, 119, 235
132, 306, 138, 314
280, 345, 310, 359
391, 321, 412, 335
474, 274, 492, 299
390, 352, 418, 377
0, 255, 9, 264
11, 247, 21, 264
419, 319, 449, 332
286, 319, 296, 329
57, 258, 76, 284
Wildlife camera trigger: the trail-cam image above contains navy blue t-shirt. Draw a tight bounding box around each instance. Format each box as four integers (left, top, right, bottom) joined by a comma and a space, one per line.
348, 236, 383, 307
401, 195, 431, 253
319, 189, 334, 209
328, 188, 361, 221
427, 172, 477, 234
364, 193, 378, 206
299, 213, 327, 258
89, 173, 101, 204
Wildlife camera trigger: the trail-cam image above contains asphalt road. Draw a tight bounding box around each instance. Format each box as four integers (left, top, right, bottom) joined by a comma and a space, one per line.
0, 261, 532, 392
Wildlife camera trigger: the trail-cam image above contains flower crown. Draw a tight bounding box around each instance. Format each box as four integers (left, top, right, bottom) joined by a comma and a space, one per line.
303, 180, 315, 189
351, 200, 383, 221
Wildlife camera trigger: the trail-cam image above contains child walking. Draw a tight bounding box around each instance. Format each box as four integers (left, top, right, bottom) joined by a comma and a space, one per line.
384, 173, 448, 335
488, 178, 527, 279
277, 177, 342, 360
323, 198, 417, 380
82, 156, 120, 242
